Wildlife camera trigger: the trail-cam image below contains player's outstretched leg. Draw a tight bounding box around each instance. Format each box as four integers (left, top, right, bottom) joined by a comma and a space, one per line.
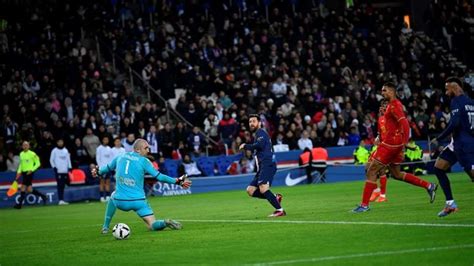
101, 199, 117, 234
258, 184, 285, 217
164, 219, 182, 230
32, 188, 47, 205
438, 201, 458, 217
390, 165, 438, 203
149, 219, 182, 230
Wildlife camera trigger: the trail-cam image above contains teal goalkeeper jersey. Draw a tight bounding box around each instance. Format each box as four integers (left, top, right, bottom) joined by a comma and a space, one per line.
99, 152, 176, 200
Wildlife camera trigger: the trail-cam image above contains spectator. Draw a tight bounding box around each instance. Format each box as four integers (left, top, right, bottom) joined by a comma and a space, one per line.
2, 116, 17, 152
6, 151, 20, 172
298, 130, 313, 151
218, 112, 238, 147
145, 125, 160, 159
71, 138, 89, 167
187, 126, 207, 157
82, 128, 101, 161
122, 133, 136, 152
49, 139, 72, 205
159, 122, 174, 158
203, 112, 220, 142
178, 154, 202, 177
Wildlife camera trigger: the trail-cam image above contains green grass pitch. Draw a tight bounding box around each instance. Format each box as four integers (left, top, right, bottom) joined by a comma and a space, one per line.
1, 173, 473, 265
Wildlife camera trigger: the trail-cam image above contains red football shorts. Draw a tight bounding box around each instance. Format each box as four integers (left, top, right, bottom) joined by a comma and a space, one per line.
371, 143, 404, 165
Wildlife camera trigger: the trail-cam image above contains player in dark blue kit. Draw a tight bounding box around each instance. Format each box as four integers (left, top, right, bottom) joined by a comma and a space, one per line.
431, 77, 474, 217
240, 114, 286, 217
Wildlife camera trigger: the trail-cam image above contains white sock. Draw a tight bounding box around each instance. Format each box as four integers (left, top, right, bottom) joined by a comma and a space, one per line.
276, 208, 283, 211
446, 200, 454, 205
373, 188, 381, 193
380, 194, 385, 197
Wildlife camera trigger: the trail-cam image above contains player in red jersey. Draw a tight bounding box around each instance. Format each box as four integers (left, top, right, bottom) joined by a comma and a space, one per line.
369, 101, 388, 203
353, 82, 438, 212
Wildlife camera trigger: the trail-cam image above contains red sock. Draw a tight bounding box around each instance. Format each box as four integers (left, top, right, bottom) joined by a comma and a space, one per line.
380, 175, 387, 195
403, 173, 430, 189
361, 181, 378, 207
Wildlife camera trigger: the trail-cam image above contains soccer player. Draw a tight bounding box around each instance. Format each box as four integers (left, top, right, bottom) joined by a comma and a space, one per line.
239, 114, 285, 217
431, 77, 474, 217
92, 139, 191, 234
369, 101, 389, 203
353, 83, 437, 212
14, 141, 47, 209
96, 136, 113, 202
49, 138, 72, 205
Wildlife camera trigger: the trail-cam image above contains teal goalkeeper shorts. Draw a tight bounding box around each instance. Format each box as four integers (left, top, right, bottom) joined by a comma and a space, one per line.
111, 197, 154, 218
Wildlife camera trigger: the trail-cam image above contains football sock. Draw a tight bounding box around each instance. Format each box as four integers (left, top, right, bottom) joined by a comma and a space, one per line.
103, 200, 117, 229
152, 220, 166, 231
362, 181, 377, 207
403, 173, 430, 189
264, 190, 282, 209
252, 189, 266, 199
446, 200, 455, 205
434, 167, 453, 201
18, 191, 26, 206
380, 175, 387, 195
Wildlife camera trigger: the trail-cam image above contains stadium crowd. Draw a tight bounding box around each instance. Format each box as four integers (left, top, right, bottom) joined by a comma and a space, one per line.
0, 0, 473, 173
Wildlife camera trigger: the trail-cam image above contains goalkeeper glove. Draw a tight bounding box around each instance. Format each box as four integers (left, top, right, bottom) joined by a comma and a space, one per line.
176, 174, 192, 189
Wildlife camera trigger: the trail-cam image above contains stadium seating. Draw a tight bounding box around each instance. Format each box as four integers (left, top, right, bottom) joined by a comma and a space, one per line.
215, 155, 237, 176
196, 157, 216, 177
163, 160, 181, 177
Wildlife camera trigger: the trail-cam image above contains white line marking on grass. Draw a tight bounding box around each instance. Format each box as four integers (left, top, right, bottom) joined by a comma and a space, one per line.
180, 219, 474, 228
5, 219, 474, 235
249, 244, 474, 265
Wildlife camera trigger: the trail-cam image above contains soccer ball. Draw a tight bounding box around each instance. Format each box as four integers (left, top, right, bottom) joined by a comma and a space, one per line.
112, 223, 131, 240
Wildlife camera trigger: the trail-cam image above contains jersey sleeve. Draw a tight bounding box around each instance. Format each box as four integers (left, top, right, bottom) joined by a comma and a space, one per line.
67, 149, 72, 170
99, 156, 118, 175
49, 149, 56, 169
437, 100, 461, 140
32, 152, 41, 172
244, 130, 265, 151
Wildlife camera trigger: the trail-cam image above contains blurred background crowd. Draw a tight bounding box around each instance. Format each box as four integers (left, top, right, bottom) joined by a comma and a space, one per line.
0, 0, 473, 172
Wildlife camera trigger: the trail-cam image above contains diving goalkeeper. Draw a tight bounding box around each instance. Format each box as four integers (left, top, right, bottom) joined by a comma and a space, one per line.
92, 138, 192, 234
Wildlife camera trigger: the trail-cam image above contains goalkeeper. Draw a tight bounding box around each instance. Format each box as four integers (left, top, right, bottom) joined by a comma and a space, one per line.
92, 139, 192, 234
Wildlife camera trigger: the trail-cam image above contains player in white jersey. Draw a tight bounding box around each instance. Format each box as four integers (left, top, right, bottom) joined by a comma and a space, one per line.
96, 136, 114, 202
111, 137, 126, 159
49, 139, 72, 205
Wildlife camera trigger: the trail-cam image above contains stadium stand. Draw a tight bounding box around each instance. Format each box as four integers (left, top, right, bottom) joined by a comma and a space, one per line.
0, 0, 473, 176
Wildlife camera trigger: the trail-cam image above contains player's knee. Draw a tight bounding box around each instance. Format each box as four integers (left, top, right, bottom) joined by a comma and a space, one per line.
246, 187, 255, 197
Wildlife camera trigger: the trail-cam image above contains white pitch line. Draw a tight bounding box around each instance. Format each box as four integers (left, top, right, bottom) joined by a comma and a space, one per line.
4, 219, 474, 235
179, 219, 474, 228
250, 244, 474, 265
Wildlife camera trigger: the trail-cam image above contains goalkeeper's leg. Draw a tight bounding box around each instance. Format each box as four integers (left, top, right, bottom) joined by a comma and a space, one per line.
142, 215, 182, 231
102, 199, 117, 233
139, 202, 182, 231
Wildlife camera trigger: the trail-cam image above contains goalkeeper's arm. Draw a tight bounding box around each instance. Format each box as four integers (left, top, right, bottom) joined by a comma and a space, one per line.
144, 159, 192, 188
